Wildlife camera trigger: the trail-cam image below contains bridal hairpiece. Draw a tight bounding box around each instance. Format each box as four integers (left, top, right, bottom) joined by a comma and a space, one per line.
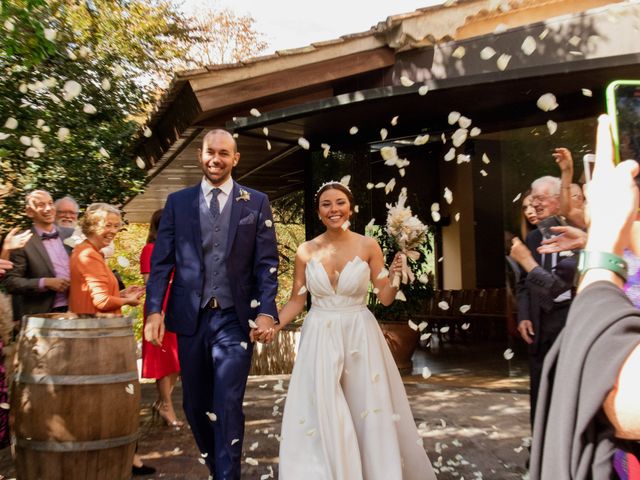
314, 180, 352, 199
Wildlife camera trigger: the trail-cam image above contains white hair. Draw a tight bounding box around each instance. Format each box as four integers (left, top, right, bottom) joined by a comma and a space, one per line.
55, 196, 79, 211
531, 176, 561, 196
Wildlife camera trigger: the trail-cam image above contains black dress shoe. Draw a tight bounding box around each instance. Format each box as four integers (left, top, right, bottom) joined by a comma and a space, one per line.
132, 464, 156, 476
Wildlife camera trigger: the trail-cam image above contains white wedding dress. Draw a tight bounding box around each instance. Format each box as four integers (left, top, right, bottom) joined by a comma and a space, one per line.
279, 256, 436, 480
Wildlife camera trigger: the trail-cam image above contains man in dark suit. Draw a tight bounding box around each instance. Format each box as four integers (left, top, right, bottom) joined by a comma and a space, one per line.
144, 129, 278, 480
510, 176, 576, 426
4, 190, 74, 322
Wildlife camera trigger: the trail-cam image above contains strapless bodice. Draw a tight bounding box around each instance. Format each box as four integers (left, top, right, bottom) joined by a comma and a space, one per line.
305, 256, 370, 310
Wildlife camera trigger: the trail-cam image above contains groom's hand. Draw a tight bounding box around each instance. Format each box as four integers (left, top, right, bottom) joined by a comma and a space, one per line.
253, 314, 276, 343
145, 312, 165, 347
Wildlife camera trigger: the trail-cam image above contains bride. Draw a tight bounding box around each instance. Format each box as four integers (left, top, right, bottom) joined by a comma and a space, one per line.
274, 181, 436, 479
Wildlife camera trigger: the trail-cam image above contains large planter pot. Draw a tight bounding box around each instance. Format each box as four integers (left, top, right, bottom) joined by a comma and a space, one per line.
378, 320, 419, 375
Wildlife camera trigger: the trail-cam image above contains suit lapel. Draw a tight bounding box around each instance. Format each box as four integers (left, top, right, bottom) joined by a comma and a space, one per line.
226, 182, 244, 257
29, 226, 55, 275
190, 185, 204, 263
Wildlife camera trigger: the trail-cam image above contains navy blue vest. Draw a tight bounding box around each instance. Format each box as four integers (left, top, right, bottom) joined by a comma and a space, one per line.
199, 188, 234, 309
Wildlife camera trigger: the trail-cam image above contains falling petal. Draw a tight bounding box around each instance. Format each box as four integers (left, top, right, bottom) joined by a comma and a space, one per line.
418, 85, 429, 96
444, 148, 456, 162
125, 384, 134, 395
408, 320, 418, 331
539, 28, 549, 40
372, 287, 380, 294
497, 53, 511, 71
448, 111, 461, 125
0, 403, 8, 410
385, 178, 396, 195
418, 321, 428, 331
391, 116, 399, 126
456, 154, 471, 164
366, 182, 374, 189
4, 19, 15, 32
250, 108, 261, 117
470, 127, 481, 137
375, 182, 385, 189
25, 147, 39, 158
395, 290, 407, 301
547, 119, 558, 135
62, 80, 82, 101
400, 76, 414, 87
414, 134, 430, 145
441, 132, 446, 144
380, 128, 388, 140
83, 103, 97, 114
438, 301, 450, 310
19, 136, 31, 146
340, 175, 351, 186
199, 458, 206, 465
454, 212, 461, 222
459, 304, 471, 314
513, 192, 522, 203
422, 367, 432, 379
431, 210, 441, 222
452, 128, 468, 147
392, 413, 401, 422
240, 342, 248, 350
418, 274, 429, 284
265, 219, 273, 228
0, 133, 9, 141
521, 36, 537, 55
101, 78, 111, 91
246, 457, 259, 466
399, 168, 405, 177
135, 156, 146, 169
420, 332, 432, 341
99, 147, 110, 158
458, 116, 472, 129
298, 137, 310, 150
377, 268, 389, 280
503, 348, 514, 360
482, 153, 490, 164
569, 35, 581, 47
250, 299, 260, 308
480, 169, 488, 176
440, 326, 450, 333
269, 267, 277, 274
480, 46, 496, 60
263, 127, 269, 136
143, 127, 152, 138
461, 322, 471, 330
266, 140, 272, 151
380, 145, 398, 162
341, 220, 350, 231
536, 93, 558, 112
231, 438, 240, 445
581, 88, 593, 97
360, 410, 369, 419
298, 286, 308, 295
443, 187, 453, 204
117, 256, 129, 267
371, 373, 380, 383
349, 126, 358, 135
452, 46, 466, 59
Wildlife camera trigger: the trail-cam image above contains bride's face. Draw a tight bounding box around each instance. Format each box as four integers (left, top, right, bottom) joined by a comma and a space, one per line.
318, 188, 352, 229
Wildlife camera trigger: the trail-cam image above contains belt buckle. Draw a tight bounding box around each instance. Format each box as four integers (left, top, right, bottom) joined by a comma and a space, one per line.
208, 297, 219, 309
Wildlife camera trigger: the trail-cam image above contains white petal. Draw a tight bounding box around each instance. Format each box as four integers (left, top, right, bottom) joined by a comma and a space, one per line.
454, 212, 460, 222
431, 210, 441, 222
420, 332, 432, 341
297, 286, 307, 295
377, 268, 389, 279
354, 205, 359, 213
231, 438, 240, 445
395, 290, 407, 301
372, 287, 380, 294
380, 128, 388, 140
240, 341, 248, 350
399, 168, 405, 177
451, 128, 468, 147
245, 457, 259, 466
269, 267, 277, 274
19, 83, 27, 94
539, 28, 549, 40
19, 136, 32, 146
400, 76, 414, 87
569, 35, 581, 47
125, 384, 134, 395
135, 156, 146, 169
0, 403, 8, 410
143, 127, 152, 138
418, 274, 429, 284
375, 182, 385, 189
264, 219, 273, 228
431, 202, 440, 212
341, 220, 350, 231
99, 147, 110, 158
340, 175, 351, 186
4, 19, 15, 32
461, 322, 471, 330
422, 367, 432, 379
83, 103, 97, 114
248, 319, 258, 329
480, 169, 488, 177
459, 304, 471, 314
536, 93, 558, 112
480, 46, 496, 60
250, 108, 261, 117
206, 411, 217, 421
414, 134, 429, 145
62, 80, 82, 101
447, 111, 461, 125
482, 153, 491, 164
25, 147, 38, 157
458, 116, 472, 129
418, 322, 428, 331
512, 192, 522, 203
503, 348, 514, 360
380, 145, 398, 161
444, 147, 456, 162
391, 413, 401, 422
547, 120, 558, 135
438, 301, 449, 311
4, 117, 18, 130
101, 78, 111, 91
366, 182, 374, 190
582, 88, 593, 97
371, 373, 380, 383
443, 187, 453, 204
385, 178, 396, 195
250, 299, 260, 308
418, 85, 429, 96
117, 256, 129, 268
496, 54, 511, 71
408, 320, 418, 331
470, 127, 481, 137
456, 154, 471, 164
440, 326, 450, 333
452, 46, 466, 59
298, 137, 310, 150
521, 36, 536, 56
349, 126, 358, 135
266, 140, 272, 151
0, 133, 10, 141
199, 458, 206, 464
360, 410, 369, 419
78, 46, 91, 58
391, 116, 399, 126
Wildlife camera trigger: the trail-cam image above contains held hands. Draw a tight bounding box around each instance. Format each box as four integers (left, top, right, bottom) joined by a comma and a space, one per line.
144, 312, 165, 347
249, 314, 277, 344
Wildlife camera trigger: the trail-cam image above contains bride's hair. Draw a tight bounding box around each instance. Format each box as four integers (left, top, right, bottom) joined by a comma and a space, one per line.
314, 181, 355, 212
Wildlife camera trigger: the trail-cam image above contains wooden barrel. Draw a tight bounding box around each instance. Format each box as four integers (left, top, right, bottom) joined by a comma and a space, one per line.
11, 313, 140, 480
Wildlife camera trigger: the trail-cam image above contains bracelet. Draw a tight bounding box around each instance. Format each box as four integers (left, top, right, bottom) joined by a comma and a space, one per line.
577, 251, 628, 282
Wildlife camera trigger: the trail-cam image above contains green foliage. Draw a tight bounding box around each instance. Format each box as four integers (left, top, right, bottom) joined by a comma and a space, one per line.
366, 224, 434, 321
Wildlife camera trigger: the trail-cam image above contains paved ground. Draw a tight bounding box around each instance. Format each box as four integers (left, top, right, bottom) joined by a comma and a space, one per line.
0, 341, 532, 479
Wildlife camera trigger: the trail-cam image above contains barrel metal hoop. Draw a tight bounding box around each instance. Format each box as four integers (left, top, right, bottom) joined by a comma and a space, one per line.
23, 328, 133, 339
24, 317, 133, 330
14, 371, 139, 385
13, 431, 140, 452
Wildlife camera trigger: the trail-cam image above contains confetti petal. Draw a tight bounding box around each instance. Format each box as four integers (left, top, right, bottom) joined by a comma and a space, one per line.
454, 212, 461, 222
480, 169, 488, 177
503, 348, 514, 360
461, 322, 471, 330
521, 36, 537, 56
101, 78, 111, 91
418, 85, 429, 96
391, 116, 399, 126
298, 286, 307, 295
265, 219, 273, 228
438, 301, 449, 310
420, 332, 432, 341
240, 342, 248, 350
512, 192, 522, 203
246, 457, 259, 466
62, 80, 82, 101
250, 299, 260, 308
231, 438, 240, 445
349, 126, 358, 135
459, 304, 471, 314
440, 326, 450, 333
4, 117, 18, 130
431, 211, 441, 222
206, 411, 217, 421
395, 290, 407, 301
366, 182, 374, 189
83, 103, 97, 114
135, 156, 146, 169
470, 127, 481, 137
482, 153, 490, 164
452, 46, 466, 59
497, 54, 511, 71
480, 46, 496, 60
443, 187, 453, 205
448, 111, 461, 125
536, 93, 558, 112
380, 128, 388, 140
422, 367, 432, 379
452, 128, 468, 147
414, 134, 429, 145
263, 127, 269, 136
250, 108, 261, 117
408, 320, 418, 331
298, 137, 310, 150
547, 119, 558, 135
125, 384, 134, 395
117, 256, 129, 268
582, 88, 593, 97
444, 148, 456, 162
400, 76, 414, 87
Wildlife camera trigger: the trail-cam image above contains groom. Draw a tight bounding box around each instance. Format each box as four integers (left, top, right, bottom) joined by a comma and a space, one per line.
145, 128, 279, 479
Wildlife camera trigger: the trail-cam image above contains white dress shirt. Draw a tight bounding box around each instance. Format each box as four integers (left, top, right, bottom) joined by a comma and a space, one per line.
201, 176, 233, 213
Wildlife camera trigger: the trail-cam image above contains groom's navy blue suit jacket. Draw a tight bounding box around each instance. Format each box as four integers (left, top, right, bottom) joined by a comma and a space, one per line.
146, 181, 279, 336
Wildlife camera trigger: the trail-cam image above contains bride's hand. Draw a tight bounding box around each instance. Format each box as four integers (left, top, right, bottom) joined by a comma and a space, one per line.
390, 252, 404, 277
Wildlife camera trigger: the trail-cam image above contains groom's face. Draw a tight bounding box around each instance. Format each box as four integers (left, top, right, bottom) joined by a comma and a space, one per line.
198, 131, 240, 186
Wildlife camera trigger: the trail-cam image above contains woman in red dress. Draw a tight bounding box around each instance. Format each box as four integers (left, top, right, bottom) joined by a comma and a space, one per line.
140, 209, 182, 427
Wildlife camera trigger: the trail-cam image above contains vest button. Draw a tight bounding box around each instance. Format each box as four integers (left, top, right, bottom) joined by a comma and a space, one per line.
214, 242, 220, 247
215, 227, 220, 232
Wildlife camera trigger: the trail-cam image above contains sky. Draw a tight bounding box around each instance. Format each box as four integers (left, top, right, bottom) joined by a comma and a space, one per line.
181, 0, 445, 54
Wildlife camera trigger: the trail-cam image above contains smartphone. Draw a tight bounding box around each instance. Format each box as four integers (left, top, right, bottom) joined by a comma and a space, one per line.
536, 215, 567, 239
605, 80, 640, 165
582, 153, 595, 183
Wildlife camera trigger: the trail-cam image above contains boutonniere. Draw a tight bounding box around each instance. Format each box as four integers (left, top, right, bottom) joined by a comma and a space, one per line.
236, 188, 250, 202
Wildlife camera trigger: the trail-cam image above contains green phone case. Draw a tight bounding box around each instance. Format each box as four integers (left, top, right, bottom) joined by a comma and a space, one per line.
605, 79, 640, 164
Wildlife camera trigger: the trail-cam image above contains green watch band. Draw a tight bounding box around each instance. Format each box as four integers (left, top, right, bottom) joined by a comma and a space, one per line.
577, 251, 628, 282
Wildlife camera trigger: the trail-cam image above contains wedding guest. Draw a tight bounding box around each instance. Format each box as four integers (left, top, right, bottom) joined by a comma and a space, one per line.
531, 115, 640, 480
553, 147, 587, 229
67, 203, 154, 476
54, 196, 80, 229
140, 209, 182, 428
521, 189, 539, 240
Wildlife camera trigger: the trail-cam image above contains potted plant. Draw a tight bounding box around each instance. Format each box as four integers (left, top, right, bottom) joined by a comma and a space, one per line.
366, 223, 434, 374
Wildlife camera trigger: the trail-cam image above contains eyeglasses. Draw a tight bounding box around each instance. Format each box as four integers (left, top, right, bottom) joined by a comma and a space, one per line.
530, 194, 558, 204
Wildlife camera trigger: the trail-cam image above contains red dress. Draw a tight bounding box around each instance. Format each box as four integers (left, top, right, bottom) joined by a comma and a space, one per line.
140, 243, 180, 379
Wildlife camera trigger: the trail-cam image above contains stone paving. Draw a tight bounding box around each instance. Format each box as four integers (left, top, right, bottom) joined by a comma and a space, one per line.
0, 342, 533, 479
